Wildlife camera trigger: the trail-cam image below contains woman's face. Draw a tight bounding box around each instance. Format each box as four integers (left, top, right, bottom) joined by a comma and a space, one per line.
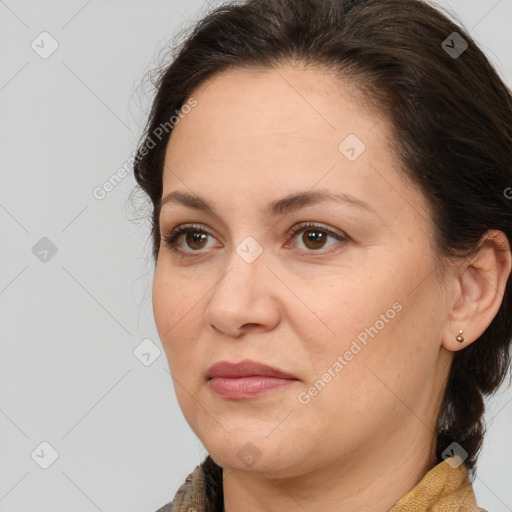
153, 64, 453, 477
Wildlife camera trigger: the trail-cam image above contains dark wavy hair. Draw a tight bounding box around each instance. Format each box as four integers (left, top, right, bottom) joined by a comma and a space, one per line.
131, 0, 512, 477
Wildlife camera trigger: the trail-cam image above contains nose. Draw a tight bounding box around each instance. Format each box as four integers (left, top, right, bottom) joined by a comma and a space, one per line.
203, 249, 281, 337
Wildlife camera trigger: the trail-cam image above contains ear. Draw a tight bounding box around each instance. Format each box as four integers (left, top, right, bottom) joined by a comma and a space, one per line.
441, 229, 512, 352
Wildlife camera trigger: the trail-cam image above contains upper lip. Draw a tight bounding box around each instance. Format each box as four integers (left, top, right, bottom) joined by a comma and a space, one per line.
207, 359, 297, 380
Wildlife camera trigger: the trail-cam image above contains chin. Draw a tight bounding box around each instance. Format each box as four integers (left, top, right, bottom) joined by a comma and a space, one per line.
203, 434, 307, 476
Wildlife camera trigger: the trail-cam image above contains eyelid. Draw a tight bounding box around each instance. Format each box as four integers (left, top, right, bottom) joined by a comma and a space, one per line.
161, 223, 219, 253
286, 221, 347, 240
161, 221, 349, 256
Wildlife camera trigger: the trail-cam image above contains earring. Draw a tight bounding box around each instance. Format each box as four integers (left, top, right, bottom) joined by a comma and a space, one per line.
456, 329, 465, 343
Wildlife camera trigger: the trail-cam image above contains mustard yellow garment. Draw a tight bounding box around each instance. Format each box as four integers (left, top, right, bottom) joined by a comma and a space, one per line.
156, 455, 486, 512
389, 457, 483, 511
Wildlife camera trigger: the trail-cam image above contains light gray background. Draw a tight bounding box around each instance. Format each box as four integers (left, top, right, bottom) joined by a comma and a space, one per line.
1, 1, 511, 511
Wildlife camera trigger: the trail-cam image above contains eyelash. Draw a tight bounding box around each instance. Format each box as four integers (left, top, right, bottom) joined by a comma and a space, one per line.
161, 222, 349, 257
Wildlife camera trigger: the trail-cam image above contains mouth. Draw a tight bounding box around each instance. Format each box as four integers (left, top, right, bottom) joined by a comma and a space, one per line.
208, 375, 298, 399
206, 359, 299, 400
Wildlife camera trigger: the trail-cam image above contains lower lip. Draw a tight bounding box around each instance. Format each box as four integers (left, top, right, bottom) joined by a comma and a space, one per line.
208, 376, 297, 399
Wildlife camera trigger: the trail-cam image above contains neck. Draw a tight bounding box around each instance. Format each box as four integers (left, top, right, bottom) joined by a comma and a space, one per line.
222, 429, 438, 512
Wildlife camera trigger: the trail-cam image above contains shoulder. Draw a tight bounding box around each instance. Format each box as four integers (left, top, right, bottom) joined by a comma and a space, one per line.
154, 455, 223, 512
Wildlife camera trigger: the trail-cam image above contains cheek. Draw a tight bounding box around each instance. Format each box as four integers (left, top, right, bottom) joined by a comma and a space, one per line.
309, 295, 435, 430
153, 266, 196, 336
294, 306, 418, 443
152, 268, 205, 372
291, 271, 401, 357
290, 264, 424, 398
152, 274, 176, 341
152, 272, 209, 423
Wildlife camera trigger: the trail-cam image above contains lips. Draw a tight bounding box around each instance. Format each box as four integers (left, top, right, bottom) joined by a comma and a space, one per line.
206, 360, 298, 400
206, 359, 297, 380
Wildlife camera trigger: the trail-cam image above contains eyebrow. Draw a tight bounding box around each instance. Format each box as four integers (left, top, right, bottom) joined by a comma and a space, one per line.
160, 189, 378, 218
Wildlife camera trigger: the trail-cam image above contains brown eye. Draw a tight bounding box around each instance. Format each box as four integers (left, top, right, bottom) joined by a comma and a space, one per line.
288, 222, 349, 254
301, 228, 328, 250
162, 224, 216, 254
162, 222, 349, 257
184, 231, 209, 250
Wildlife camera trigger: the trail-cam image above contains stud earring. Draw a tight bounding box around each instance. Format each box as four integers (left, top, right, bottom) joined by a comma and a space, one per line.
456, 329, 465, 343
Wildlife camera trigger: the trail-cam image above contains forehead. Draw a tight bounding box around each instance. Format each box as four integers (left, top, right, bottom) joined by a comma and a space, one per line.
162, 64, 428, 226
167, 64, 381, 162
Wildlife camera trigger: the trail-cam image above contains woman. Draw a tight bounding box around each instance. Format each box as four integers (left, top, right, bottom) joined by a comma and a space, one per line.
131, 0, 512, 510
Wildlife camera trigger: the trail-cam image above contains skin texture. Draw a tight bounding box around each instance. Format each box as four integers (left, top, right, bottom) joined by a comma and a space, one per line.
152, 64, 511, 512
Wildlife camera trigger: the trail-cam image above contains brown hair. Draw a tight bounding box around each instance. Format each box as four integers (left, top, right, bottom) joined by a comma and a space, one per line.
131, 0, 512, 477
